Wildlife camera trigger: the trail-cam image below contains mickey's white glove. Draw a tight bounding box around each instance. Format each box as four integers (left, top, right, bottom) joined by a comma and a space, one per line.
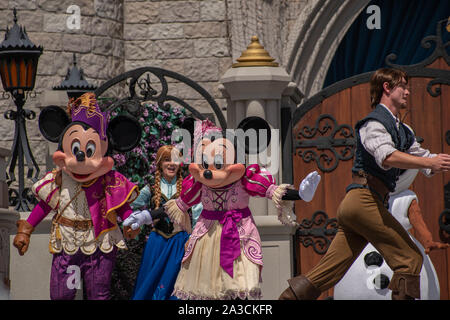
298, 171, 321, 202
123, 210, 153, 230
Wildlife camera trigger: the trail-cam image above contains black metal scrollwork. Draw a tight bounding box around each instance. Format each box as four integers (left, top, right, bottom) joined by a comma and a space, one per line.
94, 67, 226, 129
439, 182, 450, 236
3, 91, 41, 211
8, 184, 37, 208
293, 20, 450, 127
386, 18, 450, 98
295, 114, 355, 173
295, 211, 338, 254
439, 209, 450, 236
1, 91, 11, 100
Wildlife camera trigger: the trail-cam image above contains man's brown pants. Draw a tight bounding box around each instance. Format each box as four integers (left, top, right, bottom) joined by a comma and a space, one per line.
305, 188, 423, 299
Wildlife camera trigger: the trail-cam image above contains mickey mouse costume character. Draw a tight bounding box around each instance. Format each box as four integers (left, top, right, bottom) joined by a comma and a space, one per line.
125, 117, 321, 299
13, 92, 142, 300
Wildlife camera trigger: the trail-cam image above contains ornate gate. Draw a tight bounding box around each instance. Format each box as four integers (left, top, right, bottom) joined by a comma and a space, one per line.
94, 66, 227, 129
292, 19, 450, 299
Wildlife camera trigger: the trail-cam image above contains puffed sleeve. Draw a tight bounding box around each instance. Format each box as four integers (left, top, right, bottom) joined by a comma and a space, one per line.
164, 174, 202, 233
32, 170, 60, 210
241, 164, 297, 227
131, 185, 152, 210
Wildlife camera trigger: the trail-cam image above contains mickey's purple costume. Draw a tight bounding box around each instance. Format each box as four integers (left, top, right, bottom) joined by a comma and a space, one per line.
13, 93, 141, 300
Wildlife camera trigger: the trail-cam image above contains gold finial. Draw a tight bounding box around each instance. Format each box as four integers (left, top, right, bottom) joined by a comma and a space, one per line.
446, 16, 450, 32
232, 36, 279, 68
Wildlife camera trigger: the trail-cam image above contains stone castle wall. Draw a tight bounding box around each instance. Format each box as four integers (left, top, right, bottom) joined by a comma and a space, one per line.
0, 0, 308, 184
0, 0, 126, 182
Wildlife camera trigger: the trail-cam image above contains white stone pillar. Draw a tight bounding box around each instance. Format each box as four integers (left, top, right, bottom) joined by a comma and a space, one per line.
0, 147, 20, 300
0, 208, 19, 300
9, 212, 53, 300
219, 36, 297, 299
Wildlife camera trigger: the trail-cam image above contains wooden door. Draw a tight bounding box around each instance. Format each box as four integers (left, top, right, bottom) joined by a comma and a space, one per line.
292, 57, 450, 299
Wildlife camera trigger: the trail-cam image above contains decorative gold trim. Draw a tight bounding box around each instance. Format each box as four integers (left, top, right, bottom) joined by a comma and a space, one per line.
81, 177, 98, 188
101, 184, 139, 239
95, 225, 119, 240
232, 36, 279, 68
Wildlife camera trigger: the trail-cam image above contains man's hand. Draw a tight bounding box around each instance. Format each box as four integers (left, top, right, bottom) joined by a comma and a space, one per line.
123, 226, 140, 240
408, 199, 450, 255
423, 240, 450, 255
383, 151, 450, 172
427, 153, 450, 173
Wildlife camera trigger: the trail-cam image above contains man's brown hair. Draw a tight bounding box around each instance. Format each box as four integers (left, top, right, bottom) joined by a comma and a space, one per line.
370, 68, 408, 108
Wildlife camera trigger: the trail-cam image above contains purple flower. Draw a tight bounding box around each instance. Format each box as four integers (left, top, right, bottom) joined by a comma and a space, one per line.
113, 154, 126, 166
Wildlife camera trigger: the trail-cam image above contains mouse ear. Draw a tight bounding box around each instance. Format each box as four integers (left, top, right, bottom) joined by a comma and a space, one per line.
174, 116, 197, 161
180, 116, 196, 141
38, 105, 71, 142
108, 114, 142, 152
237, 116, 271, 154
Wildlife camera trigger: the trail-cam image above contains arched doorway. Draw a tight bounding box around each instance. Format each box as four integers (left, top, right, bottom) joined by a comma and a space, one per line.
284, 0, 370, 101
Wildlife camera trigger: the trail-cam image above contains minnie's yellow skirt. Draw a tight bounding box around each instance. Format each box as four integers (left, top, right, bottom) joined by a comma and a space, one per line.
172, 221, 262, 300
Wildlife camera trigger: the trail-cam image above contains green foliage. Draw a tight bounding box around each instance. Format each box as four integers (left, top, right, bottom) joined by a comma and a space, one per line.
99, 98, 187, 189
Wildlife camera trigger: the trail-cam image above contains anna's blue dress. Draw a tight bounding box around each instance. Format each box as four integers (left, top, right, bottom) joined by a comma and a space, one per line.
131, 177, 202, 300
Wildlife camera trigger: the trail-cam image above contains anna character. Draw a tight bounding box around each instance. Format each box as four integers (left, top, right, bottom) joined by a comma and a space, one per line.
127, 145, 202, 300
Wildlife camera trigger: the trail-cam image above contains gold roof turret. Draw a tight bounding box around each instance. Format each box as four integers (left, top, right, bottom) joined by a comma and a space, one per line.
232, 36, 279, 68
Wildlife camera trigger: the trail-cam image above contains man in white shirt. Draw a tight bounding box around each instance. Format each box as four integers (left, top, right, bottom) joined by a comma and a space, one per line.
279, 68, 450, 300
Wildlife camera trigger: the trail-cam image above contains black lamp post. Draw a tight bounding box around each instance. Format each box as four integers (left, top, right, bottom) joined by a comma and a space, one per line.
53, 53, 97, 99
0, 9, 43, 211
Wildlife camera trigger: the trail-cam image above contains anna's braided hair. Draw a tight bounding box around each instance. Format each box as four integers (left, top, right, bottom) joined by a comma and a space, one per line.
151, 145, 183, 209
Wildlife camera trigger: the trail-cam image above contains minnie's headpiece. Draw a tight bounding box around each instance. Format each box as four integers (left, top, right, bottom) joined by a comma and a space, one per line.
193, 118, 222, 151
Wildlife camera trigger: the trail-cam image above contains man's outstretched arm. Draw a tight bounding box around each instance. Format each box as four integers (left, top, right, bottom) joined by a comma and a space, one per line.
383, 151, 450, 173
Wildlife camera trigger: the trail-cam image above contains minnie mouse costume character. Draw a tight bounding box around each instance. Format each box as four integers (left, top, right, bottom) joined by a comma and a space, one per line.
125, 117, 321, 299
13, 93, 142, 300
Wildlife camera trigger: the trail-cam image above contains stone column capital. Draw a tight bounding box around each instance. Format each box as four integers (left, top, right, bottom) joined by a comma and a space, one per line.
220, 66, 291, 101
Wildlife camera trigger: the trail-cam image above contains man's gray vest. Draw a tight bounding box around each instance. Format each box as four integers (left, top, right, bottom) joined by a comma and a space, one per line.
351, 104, 415, 192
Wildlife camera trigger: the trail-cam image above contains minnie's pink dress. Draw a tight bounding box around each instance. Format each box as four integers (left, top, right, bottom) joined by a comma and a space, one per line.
165, 164, 294, 300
